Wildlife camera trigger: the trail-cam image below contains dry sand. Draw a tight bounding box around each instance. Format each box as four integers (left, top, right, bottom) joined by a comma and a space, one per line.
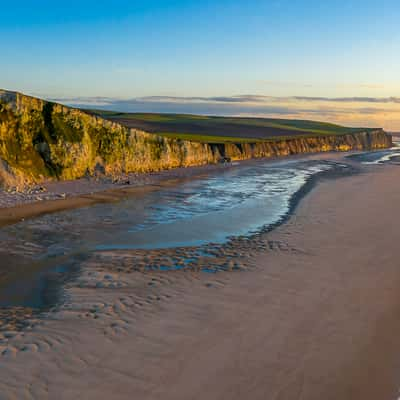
0, 163, 400, 399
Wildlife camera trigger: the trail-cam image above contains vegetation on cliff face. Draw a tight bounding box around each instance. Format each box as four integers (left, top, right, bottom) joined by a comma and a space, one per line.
0, 90, 392, 188
0, 90, 217, 186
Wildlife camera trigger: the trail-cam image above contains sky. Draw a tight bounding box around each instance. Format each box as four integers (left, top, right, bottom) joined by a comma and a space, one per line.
1, 0, 400, 130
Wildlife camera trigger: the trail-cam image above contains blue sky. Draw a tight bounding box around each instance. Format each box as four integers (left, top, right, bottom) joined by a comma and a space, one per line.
2, 1, 400, 128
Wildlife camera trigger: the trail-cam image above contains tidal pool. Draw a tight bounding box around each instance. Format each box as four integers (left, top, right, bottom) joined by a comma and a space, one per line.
0, 156, 355, 309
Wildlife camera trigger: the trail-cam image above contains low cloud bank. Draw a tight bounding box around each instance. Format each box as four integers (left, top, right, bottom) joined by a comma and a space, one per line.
49, 95, 400, 131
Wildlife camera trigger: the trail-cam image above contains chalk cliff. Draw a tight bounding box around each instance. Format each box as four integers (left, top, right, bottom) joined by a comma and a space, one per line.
0, 90, 392, 187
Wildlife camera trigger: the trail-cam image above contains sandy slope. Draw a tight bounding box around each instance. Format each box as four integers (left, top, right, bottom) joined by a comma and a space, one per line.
1, 164, 400, 399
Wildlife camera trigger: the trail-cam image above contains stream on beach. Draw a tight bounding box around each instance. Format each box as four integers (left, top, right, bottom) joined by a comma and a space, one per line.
0, 146, 398, 312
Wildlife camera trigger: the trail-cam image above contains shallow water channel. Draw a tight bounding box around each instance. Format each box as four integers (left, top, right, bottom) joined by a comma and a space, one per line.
0, 149, 396, 310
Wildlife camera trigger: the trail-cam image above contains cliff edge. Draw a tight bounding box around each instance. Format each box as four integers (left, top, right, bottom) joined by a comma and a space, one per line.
0, 90, 392, 187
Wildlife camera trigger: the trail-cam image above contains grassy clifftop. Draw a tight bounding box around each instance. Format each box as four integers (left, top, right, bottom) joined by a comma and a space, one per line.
0, 90, 392, 188
89, 111, 374, 143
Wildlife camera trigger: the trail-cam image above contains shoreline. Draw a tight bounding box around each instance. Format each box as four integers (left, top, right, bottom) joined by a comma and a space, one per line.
42, 160, 358, 312
0, 161, 399, 398
0, 162, 238, 228
0, 153, 357, 317
0, 150, 362, 228
250, 164, 400, 400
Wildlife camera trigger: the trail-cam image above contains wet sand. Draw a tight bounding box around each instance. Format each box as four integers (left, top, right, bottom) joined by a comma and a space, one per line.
0, 161, 244, 227
0, 152, 358, 228
1, 164, 400, 399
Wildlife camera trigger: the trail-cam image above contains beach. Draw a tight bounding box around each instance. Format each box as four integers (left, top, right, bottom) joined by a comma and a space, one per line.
0, 152, 353, 229
0, 158, 399, 399
2, 2, 400, 398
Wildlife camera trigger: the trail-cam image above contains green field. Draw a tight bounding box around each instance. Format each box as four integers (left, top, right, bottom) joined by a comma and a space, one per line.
88, 111, 374, 143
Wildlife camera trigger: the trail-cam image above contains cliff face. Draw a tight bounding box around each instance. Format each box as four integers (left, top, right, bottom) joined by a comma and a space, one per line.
219, 130, 392, 160
0, 90, 392, 187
